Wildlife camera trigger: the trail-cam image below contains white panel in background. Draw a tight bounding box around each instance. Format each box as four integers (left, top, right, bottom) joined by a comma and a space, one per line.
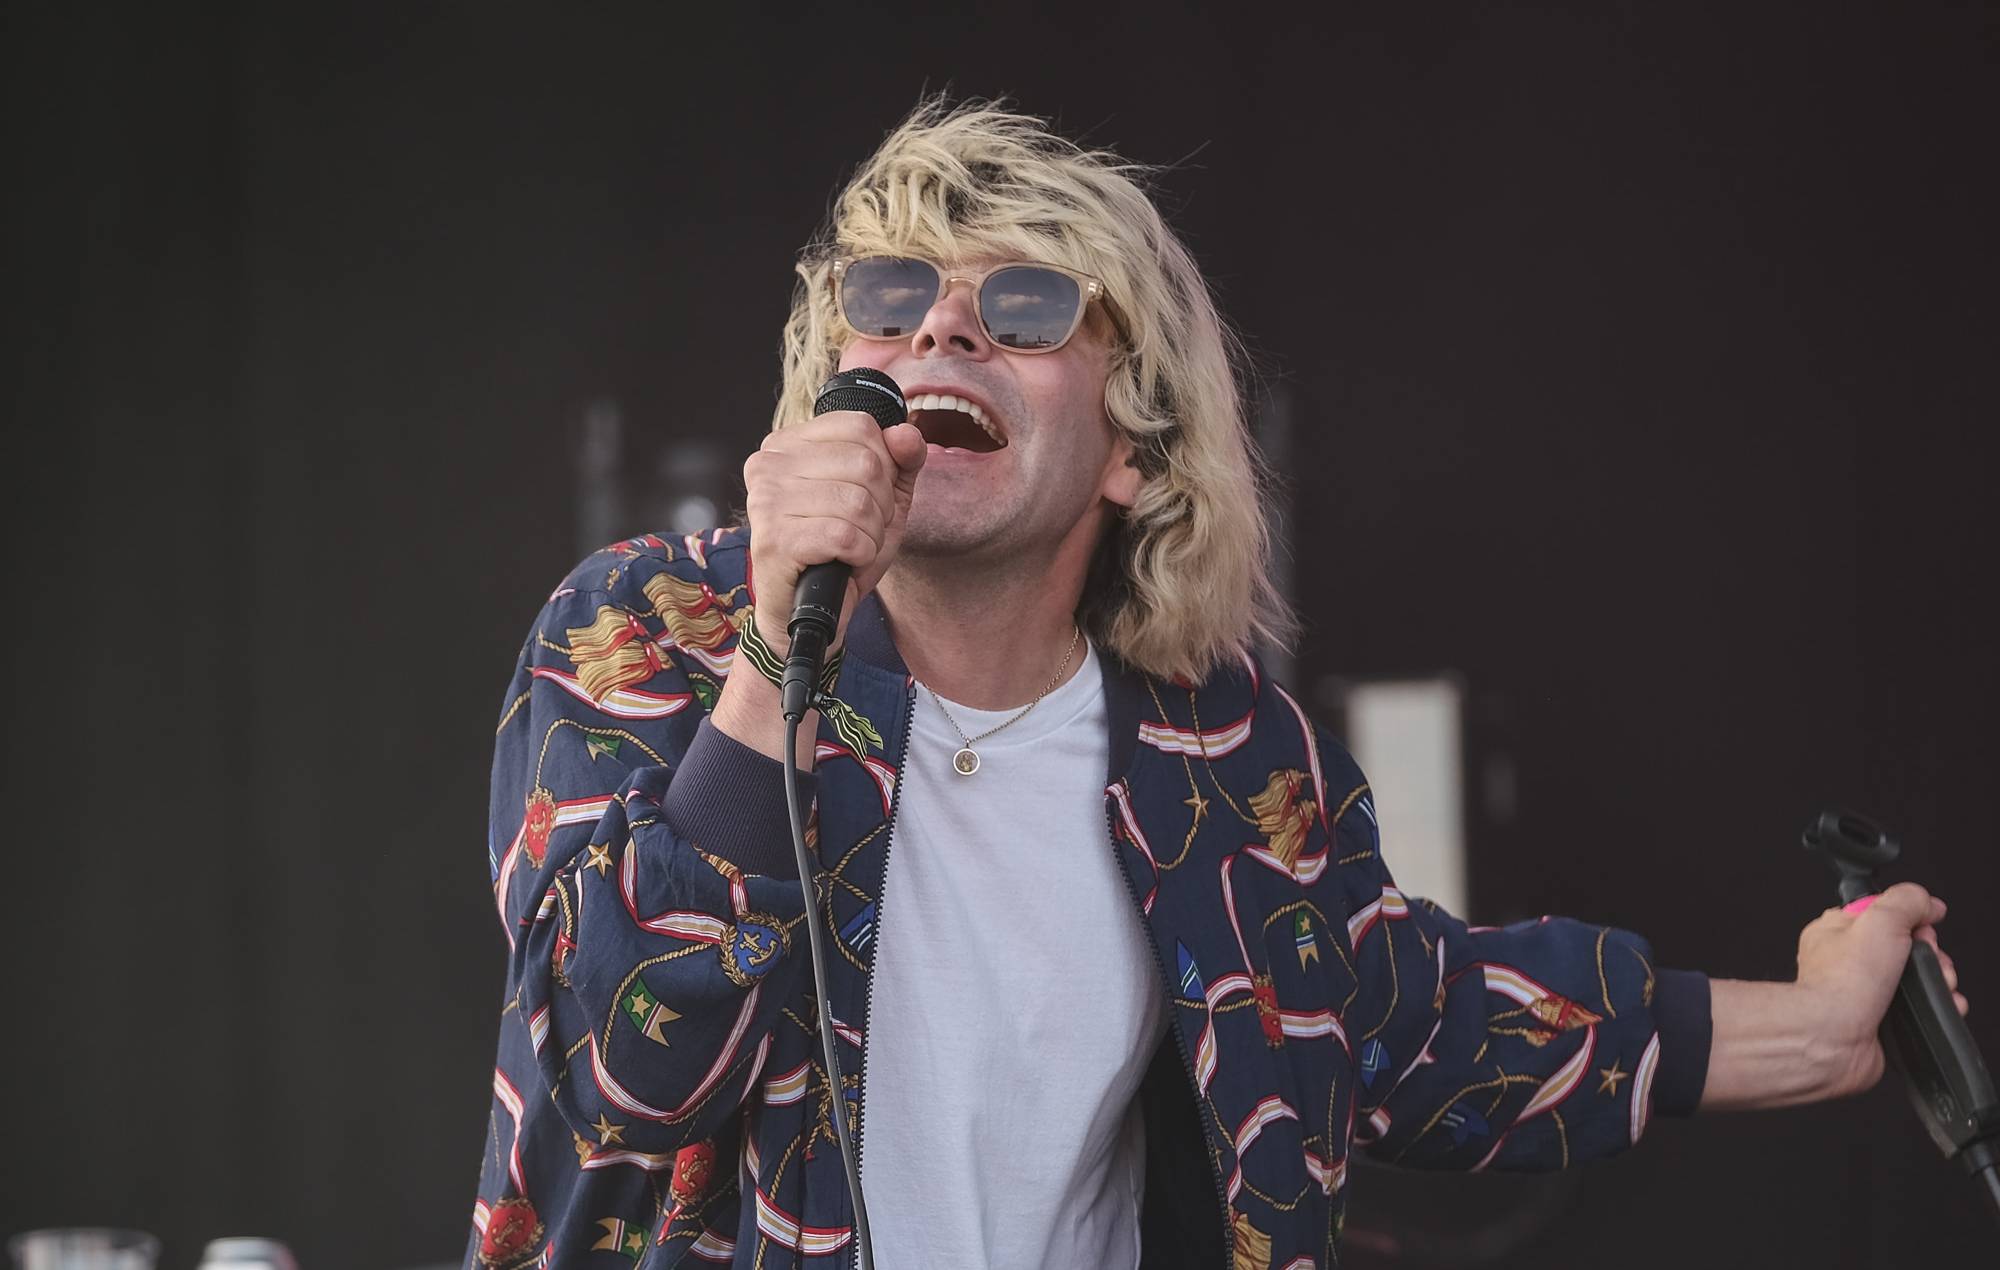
1343, 678, 1468, 918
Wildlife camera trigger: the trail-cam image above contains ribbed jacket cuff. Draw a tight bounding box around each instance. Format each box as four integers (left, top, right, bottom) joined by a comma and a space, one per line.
1650, 968, 1713, 1117
660, 718, 813, 879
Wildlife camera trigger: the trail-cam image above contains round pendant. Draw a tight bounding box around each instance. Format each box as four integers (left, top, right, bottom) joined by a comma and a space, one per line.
951, 747, 981, 776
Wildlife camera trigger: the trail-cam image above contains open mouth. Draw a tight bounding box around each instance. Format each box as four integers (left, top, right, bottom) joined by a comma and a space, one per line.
909, 393, 1006, 453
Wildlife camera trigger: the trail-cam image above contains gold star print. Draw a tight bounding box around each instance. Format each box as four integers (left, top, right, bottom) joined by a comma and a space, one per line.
1598, 1059, 1630, 1097
594, 1113, 627, 1145
625, 1231, 647, 1255
1184, 791, 1210, 823
585, 841, 613, 877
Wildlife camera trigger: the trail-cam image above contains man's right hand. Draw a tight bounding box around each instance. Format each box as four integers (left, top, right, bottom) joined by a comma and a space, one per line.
711, 411, 924, 766
741, 411, 928, 656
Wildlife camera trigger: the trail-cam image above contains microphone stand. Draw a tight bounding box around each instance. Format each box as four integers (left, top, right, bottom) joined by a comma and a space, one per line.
1803, 809, 2000, 1227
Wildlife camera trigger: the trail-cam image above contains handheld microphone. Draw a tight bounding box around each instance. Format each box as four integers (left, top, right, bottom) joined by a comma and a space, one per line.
782, 367, 908, 721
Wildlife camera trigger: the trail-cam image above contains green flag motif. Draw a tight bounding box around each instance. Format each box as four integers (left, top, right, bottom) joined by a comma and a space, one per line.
620, 980, 681, 1046
592, 1217, 646, 1261
690, 674, 720, 712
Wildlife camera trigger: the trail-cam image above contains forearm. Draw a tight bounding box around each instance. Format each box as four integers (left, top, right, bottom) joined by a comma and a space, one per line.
1698, 978, 1851, 1111
520, 765, 811, 1152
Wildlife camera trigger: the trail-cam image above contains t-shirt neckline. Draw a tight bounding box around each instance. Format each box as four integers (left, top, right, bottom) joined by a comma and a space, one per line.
913, 638, 1104, 750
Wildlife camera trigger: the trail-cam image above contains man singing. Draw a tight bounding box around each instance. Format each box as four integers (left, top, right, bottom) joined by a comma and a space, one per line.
467, 100, 1968, 1269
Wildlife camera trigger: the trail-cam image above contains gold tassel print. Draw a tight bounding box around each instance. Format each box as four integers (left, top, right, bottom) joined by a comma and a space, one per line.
565, 607, 669, 702
1249, 769, 1317, 872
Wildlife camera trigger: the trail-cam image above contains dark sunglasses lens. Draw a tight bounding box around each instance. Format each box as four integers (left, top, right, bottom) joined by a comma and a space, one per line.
980, 267, 1083, 350
841, 257, 940, 338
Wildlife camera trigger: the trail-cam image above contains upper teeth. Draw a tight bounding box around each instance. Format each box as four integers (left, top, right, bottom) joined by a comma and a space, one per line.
909, 393, 999, 441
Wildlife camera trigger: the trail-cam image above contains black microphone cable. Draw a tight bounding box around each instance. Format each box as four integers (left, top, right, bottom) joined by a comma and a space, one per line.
784, 721, 874, 1270
780, 367, 906, 1270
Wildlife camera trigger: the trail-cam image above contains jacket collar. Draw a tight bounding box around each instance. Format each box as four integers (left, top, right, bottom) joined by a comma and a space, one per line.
841, 590, 906, 677
845, 590, 1147, 786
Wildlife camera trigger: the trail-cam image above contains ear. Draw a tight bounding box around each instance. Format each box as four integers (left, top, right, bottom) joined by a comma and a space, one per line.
1100, 431, 1143, 509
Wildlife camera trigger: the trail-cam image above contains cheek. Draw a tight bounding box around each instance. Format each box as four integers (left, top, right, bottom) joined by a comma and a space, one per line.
1025, 360, 1106, 427
1056, 369, 1116, 461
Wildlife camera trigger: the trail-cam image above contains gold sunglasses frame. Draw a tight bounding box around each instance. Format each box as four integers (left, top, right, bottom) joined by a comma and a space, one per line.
829, 255, 1111, 354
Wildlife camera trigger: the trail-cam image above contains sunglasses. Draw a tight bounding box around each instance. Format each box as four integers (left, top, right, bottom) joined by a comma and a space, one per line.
830, 255, 1111, 354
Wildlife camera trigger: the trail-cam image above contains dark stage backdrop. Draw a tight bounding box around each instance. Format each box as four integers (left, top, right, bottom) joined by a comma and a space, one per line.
6, 3, 1995, 1267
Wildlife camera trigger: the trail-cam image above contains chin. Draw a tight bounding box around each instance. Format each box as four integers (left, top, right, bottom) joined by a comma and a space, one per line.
900, 524, 995, 558
899, 512, 1014, 559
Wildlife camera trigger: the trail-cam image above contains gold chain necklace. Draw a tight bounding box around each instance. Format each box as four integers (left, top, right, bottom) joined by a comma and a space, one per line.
920, 625, 1081, 776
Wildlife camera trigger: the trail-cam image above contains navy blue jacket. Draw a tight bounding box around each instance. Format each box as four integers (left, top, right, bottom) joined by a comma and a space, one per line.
468, 528, 1711, 1268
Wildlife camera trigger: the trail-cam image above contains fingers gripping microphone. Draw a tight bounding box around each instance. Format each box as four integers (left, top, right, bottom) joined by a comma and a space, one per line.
782, 368, 908, 721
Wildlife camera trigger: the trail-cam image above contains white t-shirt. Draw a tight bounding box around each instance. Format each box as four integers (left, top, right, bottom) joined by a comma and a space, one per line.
859, 640, 1168, 1270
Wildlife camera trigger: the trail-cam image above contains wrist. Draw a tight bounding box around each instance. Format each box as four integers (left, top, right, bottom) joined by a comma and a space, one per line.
756, 612, 788, 660
1700, 979, 1871, 1111
1793, 980, 1887, 1101
711, 644, 818, 770
747, 601, 793, 660
738, 605, 845, 696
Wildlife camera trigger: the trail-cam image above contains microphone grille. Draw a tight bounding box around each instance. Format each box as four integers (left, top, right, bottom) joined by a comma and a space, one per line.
813, 368, 907, 429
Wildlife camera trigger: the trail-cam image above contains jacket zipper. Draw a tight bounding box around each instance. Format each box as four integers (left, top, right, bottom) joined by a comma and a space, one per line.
1102, 798, 1235, 1270
847, 680, 918, 1270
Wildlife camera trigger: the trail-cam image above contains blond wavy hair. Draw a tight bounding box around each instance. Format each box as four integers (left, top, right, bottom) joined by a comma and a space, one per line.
773, 97, 1295, 685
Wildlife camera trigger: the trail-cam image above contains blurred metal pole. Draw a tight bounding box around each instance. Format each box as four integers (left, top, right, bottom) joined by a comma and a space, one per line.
575, 397, 625, 557
650, 439, 726, 538
1253, 383, 1297, 689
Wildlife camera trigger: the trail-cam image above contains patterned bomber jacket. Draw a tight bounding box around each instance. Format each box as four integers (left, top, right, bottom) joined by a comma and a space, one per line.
469, 526, 1713, 1269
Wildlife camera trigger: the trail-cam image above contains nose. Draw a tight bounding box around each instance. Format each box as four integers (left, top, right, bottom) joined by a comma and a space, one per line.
909, 275, 992, 359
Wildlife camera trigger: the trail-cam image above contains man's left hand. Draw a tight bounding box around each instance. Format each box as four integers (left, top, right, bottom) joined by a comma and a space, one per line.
1702, 883, 1970, 1111
1793, 883, 1968, 1099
